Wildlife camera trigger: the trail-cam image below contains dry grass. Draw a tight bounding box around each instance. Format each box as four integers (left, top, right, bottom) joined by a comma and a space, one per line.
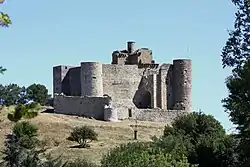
0, 107, 166, 165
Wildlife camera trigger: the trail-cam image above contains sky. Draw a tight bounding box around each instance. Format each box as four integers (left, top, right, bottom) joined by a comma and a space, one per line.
0, 0, 236, 131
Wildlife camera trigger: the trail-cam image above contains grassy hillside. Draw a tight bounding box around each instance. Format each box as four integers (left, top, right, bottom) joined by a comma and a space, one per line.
0, 107, 166, 165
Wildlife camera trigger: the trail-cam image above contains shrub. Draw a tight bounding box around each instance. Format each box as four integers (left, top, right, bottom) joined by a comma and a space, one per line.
101, 142, 197, 167
7, 103, 39, 122
67, 126, 98, 148
158, 112, 238, 167
1, 121, 41, 167
13, 121, 38, 138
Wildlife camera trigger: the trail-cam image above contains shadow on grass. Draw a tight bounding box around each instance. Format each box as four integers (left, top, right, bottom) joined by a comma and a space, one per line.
68, 144, 90, 149
42, 108, 55, 113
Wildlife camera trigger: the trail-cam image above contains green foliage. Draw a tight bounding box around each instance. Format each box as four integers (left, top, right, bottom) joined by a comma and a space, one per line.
0, 84, 27, 106
26, 84, 49, 106
0, 0, 11, 28
0, 66, 7, 74
13, 121, 38, 138
101, 142, 197, 167
155, 112, 238, 167
0, 83, 49, 107
221, 0, 250, 71
0, 12, 11, 27
1, 122, 41, 167
222, 61, 250, 134
1, 121, 70, 167
221, 0, 250, 165
8, 103, 39, 122
152, 134, 194, 161
67, 126, 98, 148
222, 60, 250, 165
164, 112, 226, 140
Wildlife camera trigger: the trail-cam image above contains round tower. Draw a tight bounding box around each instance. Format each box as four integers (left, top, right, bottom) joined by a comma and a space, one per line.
172, 59, 192, 112
127, 41, 136, 54
81, 62, 103, 97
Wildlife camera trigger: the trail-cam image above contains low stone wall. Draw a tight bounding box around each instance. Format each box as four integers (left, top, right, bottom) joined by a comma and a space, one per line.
54, 95, 109, 120
116, 107, 188, 124
133, 109, 188, 123
54, 95, 188, 123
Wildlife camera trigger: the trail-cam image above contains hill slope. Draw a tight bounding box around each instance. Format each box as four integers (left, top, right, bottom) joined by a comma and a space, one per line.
0, 108, 166, 165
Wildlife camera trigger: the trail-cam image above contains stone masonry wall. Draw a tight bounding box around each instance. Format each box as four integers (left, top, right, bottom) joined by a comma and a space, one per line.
54, 95, 187, 123
102, 64, 144, 109
132, 109, 188, 124
54, 95, 110, 120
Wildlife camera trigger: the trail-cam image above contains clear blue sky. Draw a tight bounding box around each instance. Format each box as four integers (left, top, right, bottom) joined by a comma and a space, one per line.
0, 0, 236, 131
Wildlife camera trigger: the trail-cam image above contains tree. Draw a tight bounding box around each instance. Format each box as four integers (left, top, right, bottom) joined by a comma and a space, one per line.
222, 60, 250, 165
1, 121, 68, 167
221, 0, 250, 165
1, 121, 40, 167
0, 11, 11, 27
155, 112, 238, 167
0, 84, 27, 106
0, 66, 6, 74
26, 84, 49, 106
101, 142, 197, 167
0, 0, 11, 28
67, 126, 98, 148
221, 0, 250, 71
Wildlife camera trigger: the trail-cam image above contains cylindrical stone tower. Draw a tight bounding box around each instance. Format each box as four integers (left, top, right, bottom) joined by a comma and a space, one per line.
172, 59, 192, 112
127, 41, 136, 54
81, 62, 103, 97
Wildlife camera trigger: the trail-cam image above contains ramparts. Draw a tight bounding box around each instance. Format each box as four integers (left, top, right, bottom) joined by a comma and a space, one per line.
54, 95, 188, 123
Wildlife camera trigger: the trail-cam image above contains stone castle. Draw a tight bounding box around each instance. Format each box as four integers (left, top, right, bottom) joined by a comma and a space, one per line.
53, 41, 192, 123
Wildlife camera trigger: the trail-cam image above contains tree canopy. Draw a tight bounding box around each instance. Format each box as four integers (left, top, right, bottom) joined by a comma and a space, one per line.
221, 0, 250, 71
0, 83, 49, 106
155, 112, 238, 167
221, 0, 250, 165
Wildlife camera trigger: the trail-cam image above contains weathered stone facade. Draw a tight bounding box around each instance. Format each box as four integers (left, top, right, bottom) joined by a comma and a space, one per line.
53, 41, 192, 123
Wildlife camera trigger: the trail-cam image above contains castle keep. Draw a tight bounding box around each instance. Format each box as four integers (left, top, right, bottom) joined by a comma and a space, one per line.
53, 42, 192, 123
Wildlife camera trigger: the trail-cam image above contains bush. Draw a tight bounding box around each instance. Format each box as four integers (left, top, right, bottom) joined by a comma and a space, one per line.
1, 121, 41, 167
67, 126, 98, 148
101, 142, 197, 167
157, 112, 238, 167
7, 103, 39, 122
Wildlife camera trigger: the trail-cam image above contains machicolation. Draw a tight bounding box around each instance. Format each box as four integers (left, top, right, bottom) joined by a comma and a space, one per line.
53, 41, 192, 123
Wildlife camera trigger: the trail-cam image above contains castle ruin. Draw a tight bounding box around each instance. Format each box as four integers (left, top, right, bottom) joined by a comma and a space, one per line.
53, 41, 192, 123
